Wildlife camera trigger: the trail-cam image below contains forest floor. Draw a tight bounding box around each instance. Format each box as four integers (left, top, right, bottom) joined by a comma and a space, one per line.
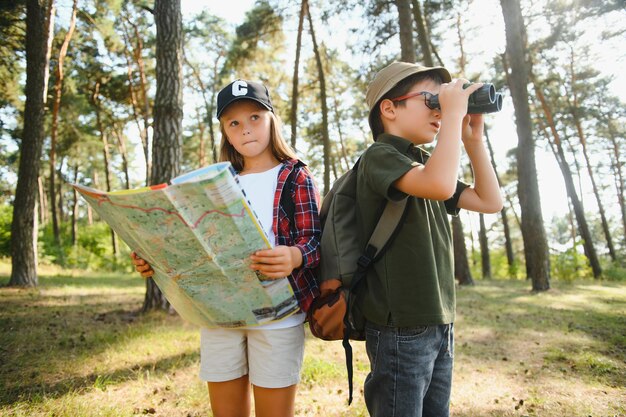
0, 263, 624, 417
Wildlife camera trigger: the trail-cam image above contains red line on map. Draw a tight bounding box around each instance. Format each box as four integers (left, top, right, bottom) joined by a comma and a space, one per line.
97, 197, 246, 228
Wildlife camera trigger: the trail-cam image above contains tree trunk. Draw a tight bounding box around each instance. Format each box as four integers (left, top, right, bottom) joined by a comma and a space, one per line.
607, 119, 626, 247
38, 176, 47, 225
411, 0, 434, 66
48, 0, 77, 248
451, 8, 476, 284
196, 107, 206, 166
330, 153, 338, 182
208, 61, 219, 164
566, 53, 616, 261
122, 12, 152, 185
331, 95, 350, 172
479, 214, 492, 279
290, 0, 306, 149
306, 2, 331, 194
572, 112, 615, 261
121, 34, 149, 180
71, 165, 78, 246
185, 58, 209, 165
533, 82, 602, 278
485, 129, 515, 270
92, 81, 118, 255
135, 23, 153, 185
455, 12, 466, 72
113, 120, 131, 189
500, 0, 551, 291
184, 52, 221, 165
395, 0, 415, 63
143, 0, 184, 312
453, 215, 474, 285
469, 219, 477, 267
42, 0, 55, 107
57, 162, 65, 221
10, 0, 51, 287
567, 198, 579, 271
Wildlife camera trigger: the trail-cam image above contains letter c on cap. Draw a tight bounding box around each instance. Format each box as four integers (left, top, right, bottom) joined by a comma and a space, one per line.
232, 80, 248, 97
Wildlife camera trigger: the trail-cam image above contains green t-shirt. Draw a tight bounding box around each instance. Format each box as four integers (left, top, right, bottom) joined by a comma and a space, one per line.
355, 133, 468, 327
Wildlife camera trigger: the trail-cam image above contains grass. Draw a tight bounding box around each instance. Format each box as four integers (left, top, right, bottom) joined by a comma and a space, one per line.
1, 264, 625, 416
451, 281, 625, 416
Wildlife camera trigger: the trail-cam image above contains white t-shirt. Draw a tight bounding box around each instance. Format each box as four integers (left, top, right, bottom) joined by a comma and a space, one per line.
237, 163, 305, 329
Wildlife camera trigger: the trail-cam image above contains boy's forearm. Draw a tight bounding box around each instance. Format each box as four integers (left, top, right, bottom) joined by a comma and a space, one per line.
393, 113, 466, 200
464, 141, 503, 212
424, 114, 464, 194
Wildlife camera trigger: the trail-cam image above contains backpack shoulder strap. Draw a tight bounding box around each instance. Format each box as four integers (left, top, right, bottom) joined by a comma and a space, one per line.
280, 160, 306, 221
343, 166, 409, 406
351, 159, 409, 283
363, 198, 408, 263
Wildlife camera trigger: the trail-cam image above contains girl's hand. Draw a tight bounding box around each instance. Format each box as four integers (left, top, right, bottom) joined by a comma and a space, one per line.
461, 113, 485, 146
131, 252, 154, 278
249, 246, 303, 279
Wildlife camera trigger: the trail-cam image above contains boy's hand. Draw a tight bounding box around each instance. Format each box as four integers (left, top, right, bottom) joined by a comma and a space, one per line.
131, 252, 154, 278
249, 246, 303, 279
438, 79, 484, 118
461, 113, 485, 146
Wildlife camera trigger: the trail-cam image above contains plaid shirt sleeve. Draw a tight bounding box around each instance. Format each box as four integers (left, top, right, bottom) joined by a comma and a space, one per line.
274, 160, 321, 312
289, 167, 321, 269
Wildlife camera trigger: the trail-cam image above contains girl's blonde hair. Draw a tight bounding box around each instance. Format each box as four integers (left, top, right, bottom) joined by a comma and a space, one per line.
219, 104, 297, 172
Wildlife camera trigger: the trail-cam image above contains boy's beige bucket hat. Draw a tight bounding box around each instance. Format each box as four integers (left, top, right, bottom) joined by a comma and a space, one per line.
366, 61, 451, 135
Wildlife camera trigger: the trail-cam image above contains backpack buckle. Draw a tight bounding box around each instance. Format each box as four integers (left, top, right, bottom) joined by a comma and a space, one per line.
357, 254, 372, 269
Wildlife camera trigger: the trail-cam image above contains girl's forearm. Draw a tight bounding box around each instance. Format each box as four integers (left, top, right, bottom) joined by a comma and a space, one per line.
289, 246, 303, 270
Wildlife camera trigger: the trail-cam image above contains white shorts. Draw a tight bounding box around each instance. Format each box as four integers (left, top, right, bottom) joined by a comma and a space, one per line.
199, 324, 305, 388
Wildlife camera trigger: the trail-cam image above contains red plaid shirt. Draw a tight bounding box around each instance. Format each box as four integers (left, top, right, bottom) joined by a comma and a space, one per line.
273, 159, 321, 313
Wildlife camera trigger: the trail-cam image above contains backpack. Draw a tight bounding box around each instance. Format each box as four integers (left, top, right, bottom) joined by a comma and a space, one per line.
305, 157, 409, 405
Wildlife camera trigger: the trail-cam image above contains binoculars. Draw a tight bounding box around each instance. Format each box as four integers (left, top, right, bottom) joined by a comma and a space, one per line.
426, 83, 503, 113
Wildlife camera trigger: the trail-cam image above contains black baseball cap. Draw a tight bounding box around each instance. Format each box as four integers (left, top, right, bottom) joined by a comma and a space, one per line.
216, 79, 274, 119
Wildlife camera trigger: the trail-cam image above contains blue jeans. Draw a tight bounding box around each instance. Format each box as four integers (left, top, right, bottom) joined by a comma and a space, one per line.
363, 322, 454, 417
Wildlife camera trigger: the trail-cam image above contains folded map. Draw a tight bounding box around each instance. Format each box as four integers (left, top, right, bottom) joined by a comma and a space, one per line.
73, 162, 299, 328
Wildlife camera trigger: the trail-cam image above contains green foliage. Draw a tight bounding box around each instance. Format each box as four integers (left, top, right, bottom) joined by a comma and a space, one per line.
550, 243, 594, 281
469, 247, 522, 280
492, 250, 521, 279
0, 1, 25, 110
468, 248, 482, 279
225, 1, 283, 71
38, 221, 133, 272
0, 204, 11, 256
602, 262, 626, 282
0, 2, 25, 204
